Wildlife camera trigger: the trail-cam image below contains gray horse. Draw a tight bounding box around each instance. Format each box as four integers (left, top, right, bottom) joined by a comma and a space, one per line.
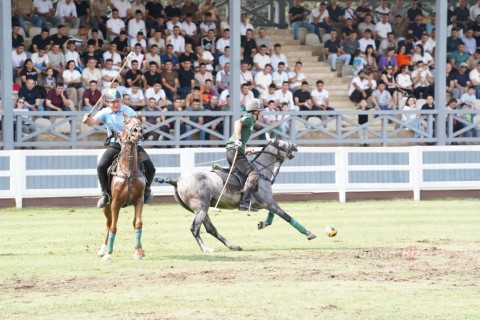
156, 138, 316, 253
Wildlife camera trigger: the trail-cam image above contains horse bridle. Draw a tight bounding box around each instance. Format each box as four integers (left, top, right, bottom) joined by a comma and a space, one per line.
122, 117, 144, 144
252, 140, 297, 184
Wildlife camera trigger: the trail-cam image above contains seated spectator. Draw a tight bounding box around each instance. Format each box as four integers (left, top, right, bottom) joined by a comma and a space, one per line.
358, 15, 375, 39
411, 61, 434, 99
447, 28, 463, 54
185, 98, 206, 142
288, 0, 316, 41
185, 86, 202, 108
166, 26, 185, 56
43, 67, 57, 91
457, 102, 478, 138
54, 0, 78, 28
178, 43, 197, 68
13, 97, 36, 141
107, 9, 126, 41
143, 61, 162, 90
165, 15, 182, 35
149, 30, 166, 55
15, 0, 42, 32
289, 61, 306, 92
49, 25, 69, 51
378, 47, 398, 74
239, 61, 254, 86
261, 84, 278, 108
161, 44, 179, 70
69, 26, 89, 51
450, 42, 469, 71
203, 95, 223, 141
20, 59, 39, 87
375, 13, 392, 42
126, 84, 147, 110
381, 65, 400, 107
87, 29, 105, 55
200, 30, 217, 54
215, 62, 231, 94
352, 50, 367, 76
348, 69, 376, 103
82, 57, 103, 89
324, 30, 351, 72
392, 15, 407, 41
396, 64, 414, 97
355, 0, 372, 25
82, 80, 102, 111
29, 28, 51, 57
239, 83, 254, 109
408, 15, 426, 41
44, 82, 75, 111
101, 59, 122, 91
182, 13, 199, 47
311, 79, 334, 112
371, 81, 394, 110
82, 44, 103, 67
263, 100, 281, 138
402, 95, 426, 138
396, 45, 412, 69
47, 44, 66, 78
195, 46, 214, 72
18, 79, 44, 111
142, 97, 162, 142
128, 10, 147, 41
398, 34, 416, 56
31, 46, 50, 74
127, 44, 146, 71
199, 12, 216, 37
421, 95, 436, 133
253, 45, 272, 74
415, 32, 434, 56
343, 30, 360, 64
34, 0, 56, 28
276, 81, 297, 111
293, 81, 313, 111
63, 60, 85, 110
364, 45, 379, 81
12, 25, 24, 51
359, 29, 376, 53
241, 29, 257, 66
446, 63, 461, 100
378, 32, 398, 56
200, 79, 216, 104
272, 62, 289, 89
125, 60, 144, 89
12, 44, 27, 82
112, 31, 131, 59
195, 63, 214, 88
277, 102, 292, 134
254, 64, 273, 96
309, 2, 332, 36
64, 40, 84, 71
161, 59, 179, 102
218, 46, 231, 71
341, 18, 355, 40
255, 28, 273, 54
148, 16, 167, 38
103, 43, 123, 71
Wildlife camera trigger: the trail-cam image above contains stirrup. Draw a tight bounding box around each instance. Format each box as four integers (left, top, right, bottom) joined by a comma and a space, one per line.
97, 192, 111, 208
144, 187, 153, 203
238, 201, 258, 212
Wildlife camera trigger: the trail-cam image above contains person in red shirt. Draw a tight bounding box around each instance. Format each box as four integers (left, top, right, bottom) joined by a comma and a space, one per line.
82, 80, 102, 111
44, 82, 75, 111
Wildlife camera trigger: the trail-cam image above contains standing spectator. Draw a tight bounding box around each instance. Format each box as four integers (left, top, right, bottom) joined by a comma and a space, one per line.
288, 0, 315, 41
142, 97, 162, 142
371, 81, 394, 111
311, 79, 333, 113
348, 70, 376, 103
324, 30, 351, 72
44, 82, 75, 111
145, 82, 167, 108
185, 98, 206, 142
357, 98, 371, 146
82, 80, 102, 111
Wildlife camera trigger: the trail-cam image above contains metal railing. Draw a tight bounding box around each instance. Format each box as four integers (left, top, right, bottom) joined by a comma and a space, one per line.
2, 109, 479, 149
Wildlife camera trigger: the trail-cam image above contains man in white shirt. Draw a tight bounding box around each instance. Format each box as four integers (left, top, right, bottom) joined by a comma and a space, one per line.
126, 84, 146, 109
128, 10, 147, 41
375, 14, 392, 41
167, 26, 186, 56
270, 43, 289, 71
272, 62, 289, 89
216, 28, 230, 56
101, 59, 123, 90
239, 61, 254, 85
110, 0, 132, 22
12, 44, 27, 81
145, 81, 167, 108
106, 9, 126, 41
195, 46, 214, 72
103, 43, 123, 71
240, 13, 254, 38
182, 13, 199, 46
55, 0, 78, 28
275, 81, 297, 111
261, 84, 279, 108
165, 15, 183, 36
34, 0, 56, 28
358, 29, 377, 52
349, 69, 376, 103
311, 80, 333, 111
215, 62, 230, 93
254, 64, 273, 95
253, 45, 272, 73
288, 61, 306, 92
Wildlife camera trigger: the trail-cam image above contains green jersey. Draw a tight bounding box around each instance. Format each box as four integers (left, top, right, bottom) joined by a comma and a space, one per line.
226, 113, 255, 154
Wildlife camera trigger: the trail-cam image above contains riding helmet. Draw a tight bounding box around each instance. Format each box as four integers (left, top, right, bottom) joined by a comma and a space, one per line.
245, 98, 264, 112
104, 89, 122, 101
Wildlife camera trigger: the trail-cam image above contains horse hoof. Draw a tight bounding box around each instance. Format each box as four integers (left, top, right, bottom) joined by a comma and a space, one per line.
102, 253, 112, 260
97, 244, 107, 257
229, 246, 243, 251
257, 221, 270, 230
203, 247, 215, 253
134, 249, 145, 260
306, 231, 317, 240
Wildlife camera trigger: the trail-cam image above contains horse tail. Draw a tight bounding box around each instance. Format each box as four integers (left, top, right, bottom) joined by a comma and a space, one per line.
154, 176, 177, 187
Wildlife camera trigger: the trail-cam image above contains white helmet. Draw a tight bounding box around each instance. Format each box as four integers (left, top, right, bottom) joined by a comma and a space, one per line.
245, 99, 264, 112
104, 89, 122, 101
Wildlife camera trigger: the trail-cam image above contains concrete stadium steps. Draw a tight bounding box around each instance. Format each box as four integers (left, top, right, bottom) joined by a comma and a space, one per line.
264, 28, 352, 112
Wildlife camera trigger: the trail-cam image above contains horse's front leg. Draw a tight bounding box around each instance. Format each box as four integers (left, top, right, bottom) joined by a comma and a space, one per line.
98, 205, 112, 257
258, 211, 275, 230
103, 201, 121, 260
264, 202, 316, 240
132, 201, 145, 260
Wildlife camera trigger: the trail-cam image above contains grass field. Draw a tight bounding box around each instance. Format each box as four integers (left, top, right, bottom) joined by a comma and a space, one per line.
1, 199, 480, 320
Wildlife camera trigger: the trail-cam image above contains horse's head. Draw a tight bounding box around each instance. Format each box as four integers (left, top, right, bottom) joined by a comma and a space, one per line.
268, 137, 298, 162
120, 113, 144, 144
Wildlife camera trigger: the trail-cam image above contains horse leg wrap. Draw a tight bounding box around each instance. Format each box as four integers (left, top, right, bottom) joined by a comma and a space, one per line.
134, 228, 142, 248
290, 218, 307, 235
107, 231, 116, 254
265, 211, 275, 225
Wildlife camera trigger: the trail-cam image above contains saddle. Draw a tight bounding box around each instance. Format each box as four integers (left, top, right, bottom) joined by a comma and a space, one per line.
107, 157, 145, 189
211, 164, 245, 194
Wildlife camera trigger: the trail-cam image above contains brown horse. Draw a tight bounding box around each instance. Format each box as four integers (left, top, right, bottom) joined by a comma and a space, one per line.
97, 113, 147, 260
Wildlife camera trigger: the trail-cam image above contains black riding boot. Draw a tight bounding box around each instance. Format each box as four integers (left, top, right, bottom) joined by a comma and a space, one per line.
144, 166, 155, 204
239, 187, 257, 212
97, 170, 110, 208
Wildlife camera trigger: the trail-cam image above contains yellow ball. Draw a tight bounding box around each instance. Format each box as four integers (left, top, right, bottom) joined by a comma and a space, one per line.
325, 226, 337, 237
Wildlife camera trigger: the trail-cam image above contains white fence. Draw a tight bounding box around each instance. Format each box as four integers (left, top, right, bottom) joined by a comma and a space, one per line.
1, 146, 479, 208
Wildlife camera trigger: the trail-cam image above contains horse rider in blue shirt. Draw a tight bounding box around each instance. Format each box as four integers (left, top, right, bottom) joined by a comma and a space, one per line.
225, 99, 264, 211
83, 88, 156, 208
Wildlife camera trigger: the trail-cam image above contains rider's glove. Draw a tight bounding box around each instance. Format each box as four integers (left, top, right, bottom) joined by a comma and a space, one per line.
234, 139, 242, 148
